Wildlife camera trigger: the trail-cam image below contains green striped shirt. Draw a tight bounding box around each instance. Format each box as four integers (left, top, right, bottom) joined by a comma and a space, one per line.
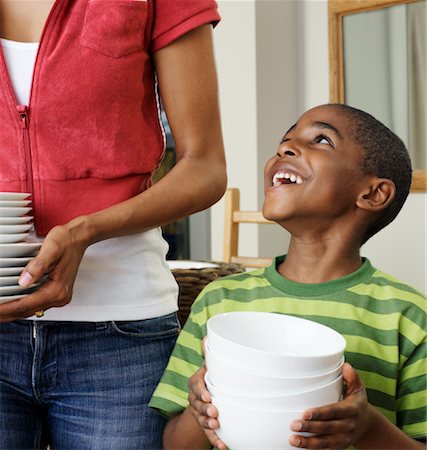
150, 256, 427, 440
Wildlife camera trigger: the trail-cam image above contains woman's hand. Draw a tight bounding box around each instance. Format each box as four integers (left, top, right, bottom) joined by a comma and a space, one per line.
288, 363, 371, 449
0, 219, 89, 322
187, 339, 228, 450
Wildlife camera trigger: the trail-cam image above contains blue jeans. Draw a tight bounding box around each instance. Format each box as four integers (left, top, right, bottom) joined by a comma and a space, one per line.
0, 313, 180, 450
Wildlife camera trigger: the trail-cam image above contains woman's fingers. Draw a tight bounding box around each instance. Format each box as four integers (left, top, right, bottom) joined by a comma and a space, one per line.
18, 227, 68, 287
0, 277, 72, 321
0, 290, 49, 321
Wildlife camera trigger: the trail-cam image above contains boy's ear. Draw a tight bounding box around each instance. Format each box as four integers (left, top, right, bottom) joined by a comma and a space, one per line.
356, 178, 396, 212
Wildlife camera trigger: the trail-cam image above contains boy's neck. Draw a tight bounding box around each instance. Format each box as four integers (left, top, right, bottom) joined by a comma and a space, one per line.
278, 238, 363, 284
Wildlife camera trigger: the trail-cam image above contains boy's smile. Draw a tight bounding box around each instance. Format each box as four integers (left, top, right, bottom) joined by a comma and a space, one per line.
263, 105, 366, 229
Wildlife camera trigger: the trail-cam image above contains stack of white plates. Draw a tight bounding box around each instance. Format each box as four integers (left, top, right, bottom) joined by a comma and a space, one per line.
0, 192, 43, 304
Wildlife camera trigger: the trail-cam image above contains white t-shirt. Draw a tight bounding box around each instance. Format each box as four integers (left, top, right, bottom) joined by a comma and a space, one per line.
0, 38, 38, 105
0, 38, 179, 321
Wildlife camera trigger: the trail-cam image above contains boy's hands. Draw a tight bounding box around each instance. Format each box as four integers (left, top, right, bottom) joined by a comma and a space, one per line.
289, 363, 372, 449
187, 339, 228, 450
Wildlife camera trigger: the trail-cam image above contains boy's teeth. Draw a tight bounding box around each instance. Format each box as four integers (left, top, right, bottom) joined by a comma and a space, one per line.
272, 170, 304, 186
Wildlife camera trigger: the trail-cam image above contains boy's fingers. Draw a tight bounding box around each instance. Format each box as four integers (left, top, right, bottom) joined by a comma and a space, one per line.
213, 437, 227, 450
188, 367, 210, 402
289, 433, 350, 449
342, 363, 365, 396
302, 401, 358, 421
291, 418, 355, 435
204, 428, 225, 450
191, 404, 219, 429
188, 389, 217, 419
202, 336, 208, 355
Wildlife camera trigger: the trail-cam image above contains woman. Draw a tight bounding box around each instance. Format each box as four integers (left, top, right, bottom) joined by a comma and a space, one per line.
0, 0, 226, 448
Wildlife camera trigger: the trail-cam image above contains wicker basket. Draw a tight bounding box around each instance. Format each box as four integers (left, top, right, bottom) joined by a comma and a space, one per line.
170, 261, 245, 325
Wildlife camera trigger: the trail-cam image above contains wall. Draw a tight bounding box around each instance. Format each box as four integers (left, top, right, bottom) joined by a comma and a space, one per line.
210, 0, 259, 261
210, 0, 426, 293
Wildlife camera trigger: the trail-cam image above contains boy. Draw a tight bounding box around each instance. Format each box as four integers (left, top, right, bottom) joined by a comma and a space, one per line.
149, 104, 426, 449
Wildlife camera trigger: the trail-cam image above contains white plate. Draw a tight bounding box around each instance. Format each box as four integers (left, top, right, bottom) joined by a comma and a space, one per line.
0, 216, 33, 225
0, 192, 31, 201
0, 233, 29, 244
0, 207, 32, 217
0, 224, 33, 234
0, 281, 42, 296
0, 243, 41, 258
0, 257, 33, 268
0, 276, 20, 286
0, 200, 31, 208
0, 267, 25, 276
0, 293, 27, 304
167, 260, 219, 270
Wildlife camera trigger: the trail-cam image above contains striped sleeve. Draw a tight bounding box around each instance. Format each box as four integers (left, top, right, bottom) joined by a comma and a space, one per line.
148, 289, 210, 417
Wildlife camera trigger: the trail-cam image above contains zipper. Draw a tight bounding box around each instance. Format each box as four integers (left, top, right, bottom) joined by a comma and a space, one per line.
32, 321, 37, 339
0, 0, 63, 225
17, 105, 36, 223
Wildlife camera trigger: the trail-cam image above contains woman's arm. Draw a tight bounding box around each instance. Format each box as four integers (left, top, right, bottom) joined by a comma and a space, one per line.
0, 24, 226, 321
80, 23, 227, 240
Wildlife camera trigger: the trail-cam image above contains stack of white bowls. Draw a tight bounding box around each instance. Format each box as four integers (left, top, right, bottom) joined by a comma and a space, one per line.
205, 311, 346, 450
0, 192, 44, 304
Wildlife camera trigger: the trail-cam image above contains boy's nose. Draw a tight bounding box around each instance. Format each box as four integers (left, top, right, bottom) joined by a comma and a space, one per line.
284, 149, 296, 157
277, 145, 300, 157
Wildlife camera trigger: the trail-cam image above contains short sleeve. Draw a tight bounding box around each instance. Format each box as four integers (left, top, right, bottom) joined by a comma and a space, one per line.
149, 292, 210, 417
150, 0, 221, 52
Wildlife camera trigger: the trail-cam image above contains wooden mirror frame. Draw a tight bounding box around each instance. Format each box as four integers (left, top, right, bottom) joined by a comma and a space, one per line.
329, 0, 427, 192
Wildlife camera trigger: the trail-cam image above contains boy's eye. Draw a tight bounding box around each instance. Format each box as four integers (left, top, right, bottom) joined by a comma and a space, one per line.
316, 135, 333, 146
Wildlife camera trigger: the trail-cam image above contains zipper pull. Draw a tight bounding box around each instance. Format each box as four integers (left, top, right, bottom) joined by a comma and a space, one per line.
17, 105, 29, 129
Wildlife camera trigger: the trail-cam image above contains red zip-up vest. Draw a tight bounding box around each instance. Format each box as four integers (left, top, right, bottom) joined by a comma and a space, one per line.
0, 0, 220, 236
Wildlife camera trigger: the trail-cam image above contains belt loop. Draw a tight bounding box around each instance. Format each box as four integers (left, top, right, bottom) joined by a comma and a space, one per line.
95, 322, 108, 331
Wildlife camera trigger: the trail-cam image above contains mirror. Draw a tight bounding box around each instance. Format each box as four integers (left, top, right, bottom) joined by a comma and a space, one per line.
329, 0, 427, 192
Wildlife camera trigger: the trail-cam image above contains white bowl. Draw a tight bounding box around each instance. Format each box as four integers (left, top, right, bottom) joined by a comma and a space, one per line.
206, 372, 342, 410
207, 312, 346, 376
212, 395, 310, 450
205, 341, 344, 394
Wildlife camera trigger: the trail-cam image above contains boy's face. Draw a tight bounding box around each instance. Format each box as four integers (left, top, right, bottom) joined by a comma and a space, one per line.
263, 105, 367, 227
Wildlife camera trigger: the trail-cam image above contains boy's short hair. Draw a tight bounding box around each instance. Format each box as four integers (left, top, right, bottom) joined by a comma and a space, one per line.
331, 104, 412, 243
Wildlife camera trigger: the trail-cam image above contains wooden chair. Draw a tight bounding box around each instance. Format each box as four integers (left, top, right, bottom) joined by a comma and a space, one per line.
223, 188, 276, 268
